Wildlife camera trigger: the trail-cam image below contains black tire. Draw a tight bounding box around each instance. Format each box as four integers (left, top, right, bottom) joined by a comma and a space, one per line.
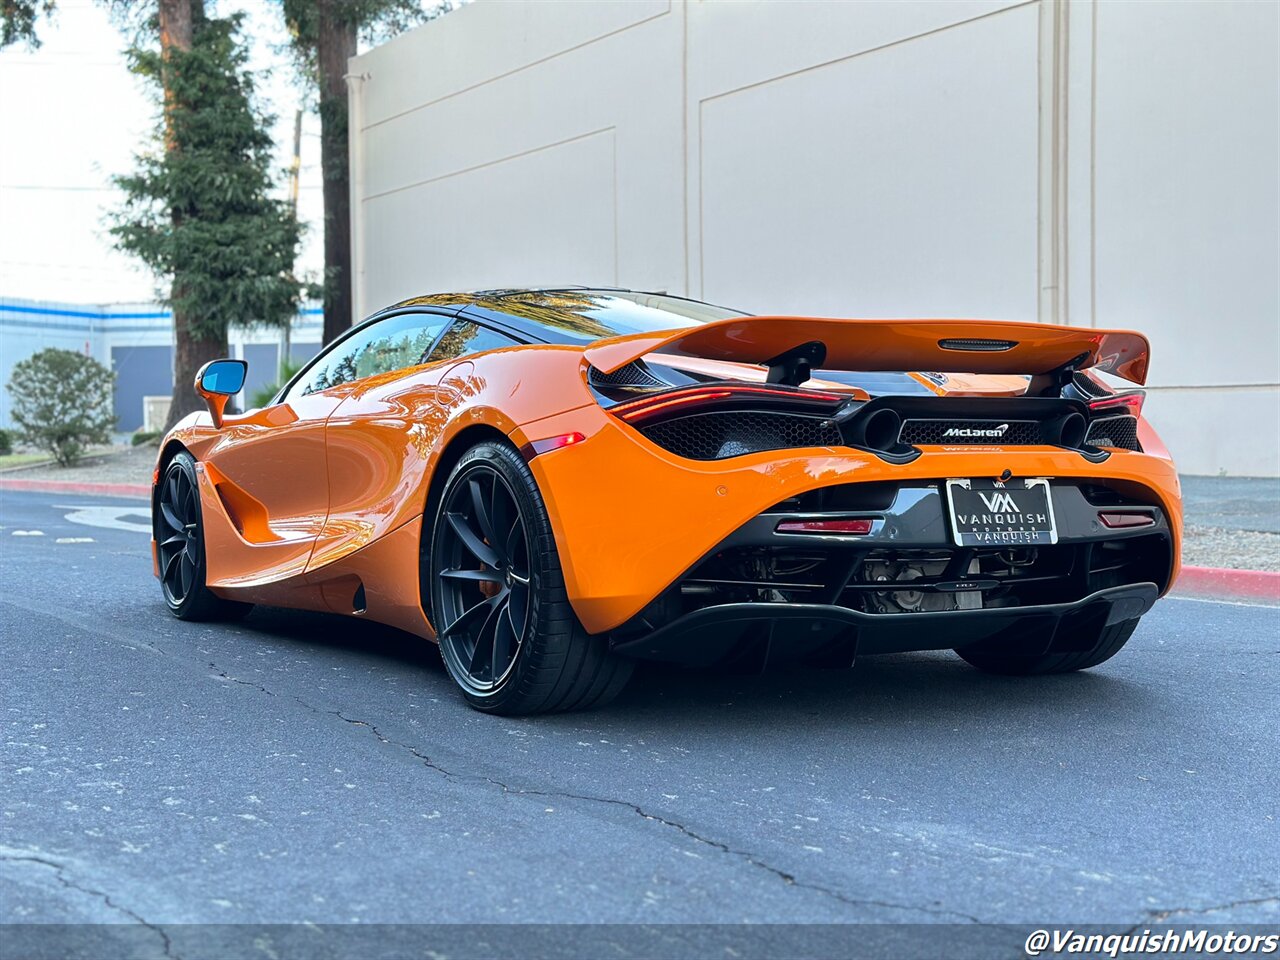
955, 617, 1139, 675
428, 440, 633, 715
155, 451, 253, 622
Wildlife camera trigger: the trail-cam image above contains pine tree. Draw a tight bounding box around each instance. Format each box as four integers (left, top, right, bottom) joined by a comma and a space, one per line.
1, 0, 54, 48
279, 0, 450, 346
112, 5, 302, 429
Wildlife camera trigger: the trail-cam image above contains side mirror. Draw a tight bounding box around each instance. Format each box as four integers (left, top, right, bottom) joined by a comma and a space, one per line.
194, 359, 247, 429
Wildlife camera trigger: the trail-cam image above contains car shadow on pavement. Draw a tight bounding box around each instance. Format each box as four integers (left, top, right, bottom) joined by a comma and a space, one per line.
229, 605, 448, 673
223, 603, 1159, 729
607, 652, 1155, 728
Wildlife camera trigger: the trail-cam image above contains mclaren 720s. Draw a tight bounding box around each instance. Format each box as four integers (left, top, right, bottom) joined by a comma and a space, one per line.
153, 288, 1181, 714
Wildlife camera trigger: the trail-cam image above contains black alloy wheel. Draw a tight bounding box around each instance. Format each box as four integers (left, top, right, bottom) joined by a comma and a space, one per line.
155, 451, 251, 621
434, 461, 531, 693
429, 441, 632, 714
157, 458, 201, 607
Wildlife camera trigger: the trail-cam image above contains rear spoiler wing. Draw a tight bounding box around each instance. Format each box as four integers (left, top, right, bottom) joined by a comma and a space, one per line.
583, 317, 1150, 385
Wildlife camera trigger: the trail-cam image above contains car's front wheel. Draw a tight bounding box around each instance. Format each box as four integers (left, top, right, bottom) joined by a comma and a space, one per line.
428, 440, 632, 714
155, 451, 252, 621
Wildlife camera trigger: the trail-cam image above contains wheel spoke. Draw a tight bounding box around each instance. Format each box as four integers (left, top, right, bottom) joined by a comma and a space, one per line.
491, 602, 515, 677
162, 548, 182, 588
179, 551, 194, 596
161, 533, 186, 550
504, 520, 522, 567
442, 593, 502, 641
159, 500, 184, 532
447, 511, 500, 568
181, 476, 197, 523
467, 599, 504, 679
440, 567, 503, 583
468, 478, 499, 556
507, 580, 529, 639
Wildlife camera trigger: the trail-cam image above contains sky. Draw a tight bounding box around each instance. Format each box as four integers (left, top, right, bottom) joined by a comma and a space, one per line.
0, 0, 329, 306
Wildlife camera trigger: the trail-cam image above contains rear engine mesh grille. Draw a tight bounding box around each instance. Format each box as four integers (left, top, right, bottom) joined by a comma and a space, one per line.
900, 420, 1042, 445
640, 411, 842, 460
635, 411, 1142, 458
1086, 415, 1141, 451
589, 361, 664, 388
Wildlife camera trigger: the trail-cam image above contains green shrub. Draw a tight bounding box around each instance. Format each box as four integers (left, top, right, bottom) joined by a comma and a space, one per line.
131, 429, 162, 447
249, 357, 302, 409
6, 349, 116, 466
0, 428, 12, 456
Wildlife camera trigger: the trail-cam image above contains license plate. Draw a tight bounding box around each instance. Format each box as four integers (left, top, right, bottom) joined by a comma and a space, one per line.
945, 478, 1058, 546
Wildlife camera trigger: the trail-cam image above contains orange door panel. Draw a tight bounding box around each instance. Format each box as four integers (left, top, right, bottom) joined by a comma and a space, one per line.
311, 366, 451, 572
200, 389, 351, 586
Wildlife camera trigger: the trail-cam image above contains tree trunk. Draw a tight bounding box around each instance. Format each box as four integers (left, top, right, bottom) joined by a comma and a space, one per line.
316, 1, 357, 346
170, 297, 229, 425
159, 0, 215, 431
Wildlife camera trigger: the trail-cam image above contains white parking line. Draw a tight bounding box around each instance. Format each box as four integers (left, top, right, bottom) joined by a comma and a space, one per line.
55, 504, 151, 534
1169, 595, 1280, 610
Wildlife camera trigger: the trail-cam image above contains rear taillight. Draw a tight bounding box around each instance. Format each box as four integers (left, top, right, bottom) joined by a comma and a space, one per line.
1089, 391, 1144, 418
776, 517, 877, 536
610, 384, 844, 423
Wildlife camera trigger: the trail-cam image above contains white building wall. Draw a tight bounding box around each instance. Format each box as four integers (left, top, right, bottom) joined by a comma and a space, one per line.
349, 0, 1280, 476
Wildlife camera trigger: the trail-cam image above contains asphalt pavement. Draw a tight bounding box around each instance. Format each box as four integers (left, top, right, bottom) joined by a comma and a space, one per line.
1, 489, 1277, 959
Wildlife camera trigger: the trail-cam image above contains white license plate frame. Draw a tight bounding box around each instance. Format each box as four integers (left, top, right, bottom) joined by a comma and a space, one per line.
945, 477, 1058, 547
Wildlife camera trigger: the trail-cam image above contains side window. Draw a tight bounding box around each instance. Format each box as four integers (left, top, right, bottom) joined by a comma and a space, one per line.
285, 313, 448, 399
425, 320, 519, 364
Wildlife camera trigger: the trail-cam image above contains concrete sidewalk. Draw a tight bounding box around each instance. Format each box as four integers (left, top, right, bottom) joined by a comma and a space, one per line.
1179, 475, 1279, 572
2, 446, 1277, 571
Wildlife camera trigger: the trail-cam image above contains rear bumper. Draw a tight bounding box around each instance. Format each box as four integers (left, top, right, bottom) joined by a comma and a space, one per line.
517, 406, 1182, 635
612, 583, 1159, 666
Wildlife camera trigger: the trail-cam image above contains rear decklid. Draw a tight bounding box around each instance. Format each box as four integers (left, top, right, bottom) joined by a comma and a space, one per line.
583, 317, 1150, 385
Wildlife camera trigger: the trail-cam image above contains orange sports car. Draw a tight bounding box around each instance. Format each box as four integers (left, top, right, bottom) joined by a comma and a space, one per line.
153, 288, 1180, 713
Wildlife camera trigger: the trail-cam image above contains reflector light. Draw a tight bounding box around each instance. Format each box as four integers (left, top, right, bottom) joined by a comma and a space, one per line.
776, 517, 876, 536
529, 432, 586, 456
612, 384, 845, 423
1099, 511, 1155, 529
1089, 392, 1145, 418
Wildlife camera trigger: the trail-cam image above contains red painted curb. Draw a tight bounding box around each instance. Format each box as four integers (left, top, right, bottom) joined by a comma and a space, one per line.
1174, 565, 1280, 602
0, 477, 150, 498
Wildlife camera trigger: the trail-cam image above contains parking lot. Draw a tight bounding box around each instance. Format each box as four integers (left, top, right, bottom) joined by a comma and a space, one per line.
2, 489, 1277, 957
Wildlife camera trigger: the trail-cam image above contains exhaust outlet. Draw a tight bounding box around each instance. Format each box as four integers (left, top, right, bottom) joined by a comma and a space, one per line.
852, 408, 902, 452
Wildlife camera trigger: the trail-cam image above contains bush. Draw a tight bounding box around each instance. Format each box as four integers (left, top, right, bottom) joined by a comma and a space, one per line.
6, 349, 116, 466
0, 428, 12, 456
131, 429, 162, 447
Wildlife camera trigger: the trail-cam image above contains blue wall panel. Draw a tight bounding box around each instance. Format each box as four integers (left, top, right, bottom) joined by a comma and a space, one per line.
111, 345, 173, 431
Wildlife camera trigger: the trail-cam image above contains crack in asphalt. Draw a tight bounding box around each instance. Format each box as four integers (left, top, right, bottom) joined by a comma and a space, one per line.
324, 707, 984, 924
0, 853, 176, 958
1144, 895, 1280, 922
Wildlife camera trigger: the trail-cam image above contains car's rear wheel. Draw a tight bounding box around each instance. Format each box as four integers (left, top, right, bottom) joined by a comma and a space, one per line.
156, 452, 252, 621
429, 440, 632, 714
954, 617, 1139, 675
